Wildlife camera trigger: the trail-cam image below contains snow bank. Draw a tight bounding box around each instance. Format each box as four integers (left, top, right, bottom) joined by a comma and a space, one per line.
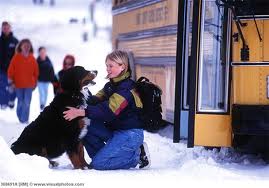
0, 136, 51, 181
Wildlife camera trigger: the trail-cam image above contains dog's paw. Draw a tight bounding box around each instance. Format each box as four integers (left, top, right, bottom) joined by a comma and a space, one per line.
85, 163, 93, 170
78, 164, 92, 170
49, 160, 59, 169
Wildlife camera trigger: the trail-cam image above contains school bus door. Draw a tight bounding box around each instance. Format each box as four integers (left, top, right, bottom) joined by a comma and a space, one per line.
185, 0, 232, 147
174, 0, 193, 142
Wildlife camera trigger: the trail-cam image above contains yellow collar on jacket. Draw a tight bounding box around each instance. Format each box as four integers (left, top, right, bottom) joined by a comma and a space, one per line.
111, 71, 131, 83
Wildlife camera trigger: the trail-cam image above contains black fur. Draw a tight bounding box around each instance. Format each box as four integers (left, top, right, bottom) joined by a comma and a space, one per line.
11, 92, 85, 158
11, 66, 96, 168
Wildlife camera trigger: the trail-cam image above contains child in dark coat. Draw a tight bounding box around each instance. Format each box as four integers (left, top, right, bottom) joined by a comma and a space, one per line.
0, 21, 18, 109
37, 46, 55, 110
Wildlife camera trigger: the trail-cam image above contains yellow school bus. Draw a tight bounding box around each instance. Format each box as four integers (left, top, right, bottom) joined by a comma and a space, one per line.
112, 0, 269, 154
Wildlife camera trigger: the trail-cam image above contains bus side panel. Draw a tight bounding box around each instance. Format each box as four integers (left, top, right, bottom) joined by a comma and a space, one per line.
118, 35, 177, 57
232, 20, 263, 62
263, 21, 269, 61
194, 114, 232, 147
113, 0, 178, 33
165, 66, 176, 122
233, 66, 269, 105
112, 0, 178, 48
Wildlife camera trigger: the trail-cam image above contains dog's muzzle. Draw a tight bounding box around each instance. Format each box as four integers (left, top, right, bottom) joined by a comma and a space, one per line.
81, 70, 98, 87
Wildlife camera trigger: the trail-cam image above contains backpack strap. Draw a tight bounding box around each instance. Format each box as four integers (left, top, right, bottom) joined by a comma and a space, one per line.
137, 77, 149, 83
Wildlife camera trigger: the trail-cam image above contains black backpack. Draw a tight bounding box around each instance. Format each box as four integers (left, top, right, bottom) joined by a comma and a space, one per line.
135, 77, 168, 132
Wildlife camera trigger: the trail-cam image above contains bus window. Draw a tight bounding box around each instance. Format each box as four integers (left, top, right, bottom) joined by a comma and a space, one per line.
198, 0, 230, 113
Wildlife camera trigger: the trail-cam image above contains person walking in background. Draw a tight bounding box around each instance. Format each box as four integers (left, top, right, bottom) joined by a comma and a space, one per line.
63, 50, 150, 170
53, 54, 75, 95
0, 21, 18, 109
33, 0, 44, 5
36, 46, 55, 110
8, 39, 39, 124
33, 0, 55, 6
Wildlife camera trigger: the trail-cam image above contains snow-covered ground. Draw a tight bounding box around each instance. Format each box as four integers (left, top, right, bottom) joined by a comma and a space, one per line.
1, 1, 269, 187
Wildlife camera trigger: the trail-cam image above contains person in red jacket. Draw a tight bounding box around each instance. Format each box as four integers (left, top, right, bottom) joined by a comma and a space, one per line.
8, 38, 39, 123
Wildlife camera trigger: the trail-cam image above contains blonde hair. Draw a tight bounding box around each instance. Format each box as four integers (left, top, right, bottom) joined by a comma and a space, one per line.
105, 50, 131, 75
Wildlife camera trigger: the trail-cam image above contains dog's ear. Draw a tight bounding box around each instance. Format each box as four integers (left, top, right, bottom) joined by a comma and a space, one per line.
60, 68, 80, 92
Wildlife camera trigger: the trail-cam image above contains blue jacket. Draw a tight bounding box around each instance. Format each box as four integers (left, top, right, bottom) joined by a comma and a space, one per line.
86, 71, 143, 130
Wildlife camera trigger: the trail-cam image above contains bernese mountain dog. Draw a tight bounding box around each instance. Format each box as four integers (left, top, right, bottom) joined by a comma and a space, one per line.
11, 66, 97, 169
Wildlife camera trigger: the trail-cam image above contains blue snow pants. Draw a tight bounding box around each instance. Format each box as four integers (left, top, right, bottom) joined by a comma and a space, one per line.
0, 71, 16, 107
83, 120, 143, 170
0, 71, 8, 106
16, 88, 33, 123
37, 81, 50, 108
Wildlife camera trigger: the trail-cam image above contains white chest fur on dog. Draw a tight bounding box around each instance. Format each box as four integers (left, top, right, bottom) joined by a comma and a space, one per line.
78, 87, 92, 139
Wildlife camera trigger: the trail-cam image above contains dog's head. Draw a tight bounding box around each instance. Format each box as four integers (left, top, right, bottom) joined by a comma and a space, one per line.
60, 66, 97, 93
